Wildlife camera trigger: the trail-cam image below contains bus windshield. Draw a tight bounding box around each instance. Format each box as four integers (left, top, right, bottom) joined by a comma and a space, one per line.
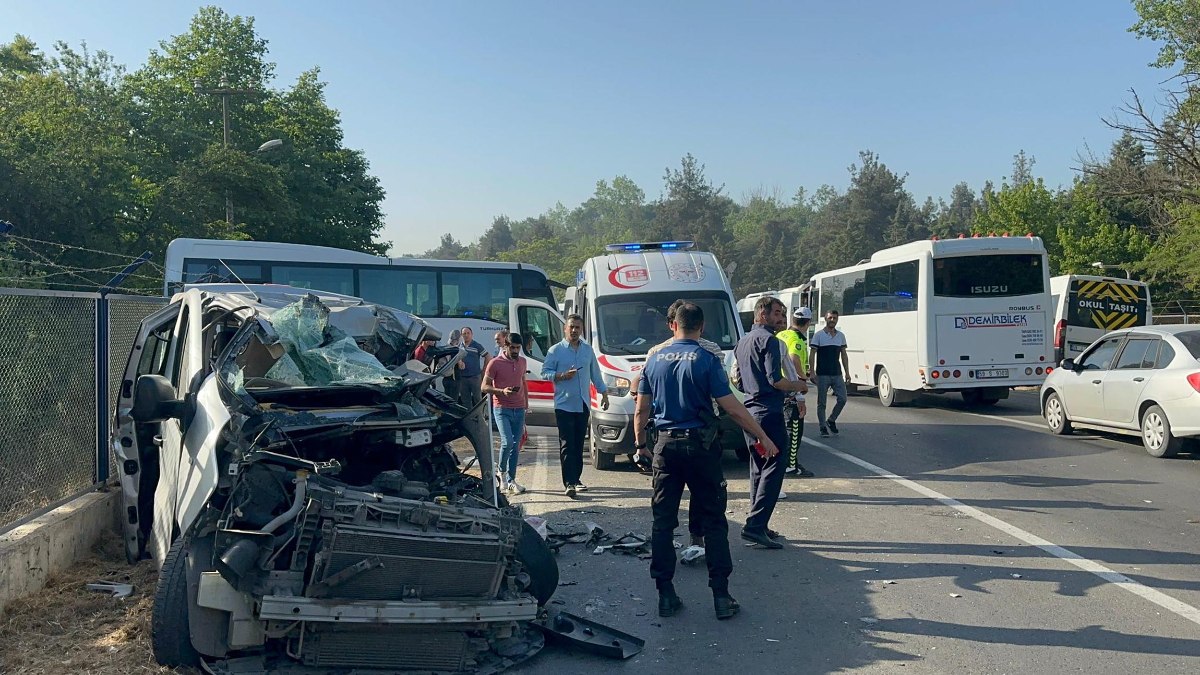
933, 254, 1044, 298
595, 291, 737, 356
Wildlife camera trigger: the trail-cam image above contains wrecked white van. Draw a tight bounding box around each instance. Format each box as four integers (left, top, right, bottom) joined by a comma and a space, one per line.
112, 285, 556, 673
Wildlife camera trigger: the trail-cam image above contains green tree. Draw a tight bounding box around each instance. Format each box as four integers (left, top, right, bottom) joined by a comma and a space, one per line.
650, 154, 734, 254
1056, 181, 1153, 275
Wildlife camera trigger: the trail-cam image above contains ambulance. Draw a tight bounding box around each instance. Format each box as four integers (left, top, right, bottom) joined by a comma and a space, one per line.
562, 241, 746, 469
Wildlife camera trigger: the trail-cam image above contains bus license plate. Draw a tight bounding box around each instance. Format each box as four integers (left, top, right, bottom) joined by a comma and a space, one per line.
975, 368, 1009, 380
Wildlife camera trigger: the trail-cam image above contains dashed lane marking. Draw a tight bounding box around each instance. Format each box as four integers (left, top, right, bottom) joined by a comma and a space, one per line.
803, 435, 1200, 628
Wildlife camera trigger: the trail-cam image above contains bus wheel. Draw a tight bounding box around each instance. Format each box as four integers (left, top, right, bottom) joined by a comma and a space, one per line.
877, 368, 899, 407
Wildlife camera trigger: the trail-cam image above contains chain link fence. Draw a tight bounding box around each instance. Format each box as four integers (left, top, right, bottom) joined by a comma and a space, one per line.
0, 289, 165, 531
1153, 300, 1200, 325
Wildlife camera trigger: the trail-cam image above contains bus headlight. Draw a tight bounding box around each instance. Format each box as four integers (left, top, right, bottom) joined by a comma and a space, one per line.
604, 374, 632, 397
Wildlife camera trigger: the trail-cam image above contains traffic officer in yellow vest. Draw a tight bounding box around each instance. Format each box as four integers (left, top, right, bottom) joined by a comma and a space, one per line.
776, 307, 815, 477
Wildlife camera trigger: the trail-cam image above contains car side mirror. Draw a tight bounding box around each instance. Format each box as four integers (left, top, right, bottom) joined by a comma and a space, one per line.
1061, 358, 1077, 372
131, 374, 188, 423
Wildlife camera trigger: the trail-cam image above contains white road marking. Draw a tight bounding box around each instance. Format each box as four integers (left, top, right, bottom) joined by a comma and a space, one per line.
803, 435, 1200, 628
956, 409, 1048, 430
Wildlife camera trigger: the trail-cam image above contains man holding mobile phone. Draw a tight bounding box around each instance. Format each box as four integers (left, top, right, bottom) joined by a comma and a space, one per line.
542, 315, 608, 497
483, 333, 529, 494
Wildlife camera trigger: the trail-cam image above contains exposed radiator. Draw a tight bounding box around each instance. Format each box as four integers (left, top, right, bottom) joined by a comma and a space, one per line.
314, 523, 507, 600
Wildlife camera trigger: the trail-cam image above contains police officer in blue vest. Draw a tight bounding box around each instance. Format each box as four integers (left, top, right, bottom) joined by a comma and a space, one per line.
634, 302, 780, 620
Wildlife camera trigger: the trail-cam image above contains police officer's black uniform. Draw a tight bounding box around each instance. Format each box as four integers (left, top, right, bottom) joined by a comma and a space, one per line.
637, 338, 738, 619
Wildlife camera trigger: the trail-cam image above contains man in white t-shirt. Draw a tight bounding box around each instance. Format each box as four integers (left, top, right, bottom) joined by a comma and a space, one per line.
809, 310, 849, 437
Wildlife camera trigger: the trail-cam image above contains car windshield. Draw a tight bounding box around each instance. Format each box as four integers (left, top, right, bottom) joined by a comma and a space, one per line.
595, 291, 737, 356
1175, 329, 1200, 360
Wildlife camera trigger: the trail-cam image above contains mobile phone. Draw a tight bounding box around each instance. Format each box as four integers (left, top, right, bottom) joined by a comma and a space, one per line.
511, 386, 521, 392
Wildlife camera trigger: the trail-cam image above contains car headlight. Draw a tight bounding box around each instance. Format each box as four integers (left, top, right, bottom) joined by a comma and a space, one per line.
603, 374, 631, 396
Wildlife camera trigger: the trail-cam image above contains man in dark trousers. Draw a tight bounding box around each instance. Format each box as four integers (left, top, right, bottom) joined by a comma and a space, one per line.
733, 296, 808, 549
541, 314, 608, 497
634, 302, 779, 621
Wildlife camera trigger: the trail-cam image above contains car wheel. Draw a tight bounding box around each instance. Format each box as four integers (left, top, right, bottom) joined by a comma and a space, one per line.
1043, 392, 1072, 435
589, 435, 616, 470
152, 534, 201, 668
515, 521, 558, 606
878, 368, 898, 407
1141, 405, 1183, 458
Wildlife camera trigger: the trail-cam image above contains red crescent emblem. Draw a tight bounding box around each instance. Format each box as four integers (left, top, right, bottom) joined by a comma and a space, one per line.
608, 264, 649, 289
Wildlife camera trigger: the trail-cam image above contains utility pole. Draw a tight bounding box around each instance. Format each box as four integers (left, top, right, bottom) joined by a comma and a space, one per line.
194, 75, 259, 224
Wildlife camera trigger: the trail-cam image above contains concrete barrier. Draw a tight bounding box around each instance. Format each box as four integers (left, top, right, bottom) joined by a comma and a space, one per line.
0, 489, 119, 616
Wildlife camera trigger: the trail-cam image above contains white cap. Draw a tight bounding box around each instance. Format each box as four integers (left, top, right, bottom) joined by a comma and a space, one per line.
793, 307, 813, 321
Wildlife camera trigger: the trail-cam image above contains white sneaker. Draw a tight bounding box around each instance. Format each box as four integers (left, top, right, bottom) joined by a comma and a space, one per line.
509, 481, 527, 495
499, 478, 509, 493
777, 491, 788, 500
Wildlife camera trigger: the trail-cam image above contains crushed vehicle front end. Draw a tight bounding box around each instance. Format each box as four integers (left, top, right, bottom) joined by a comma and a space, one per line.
116, 289, 555, 673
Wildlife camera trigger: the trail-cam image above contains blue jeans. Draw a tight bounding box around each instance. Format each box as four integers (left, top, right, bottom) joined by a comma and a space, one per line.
816, 374, 847, 428
493, 406, 526, 482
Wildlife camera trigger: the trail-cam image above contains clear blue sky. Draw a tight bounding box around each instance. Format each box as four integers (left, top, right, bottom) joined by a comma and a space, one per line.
1, 1, 1170, 254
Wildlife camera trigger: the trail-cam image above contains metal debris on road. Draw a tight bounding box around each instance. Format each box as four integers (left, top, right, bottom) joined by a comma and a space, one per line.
591, 532, 652, 556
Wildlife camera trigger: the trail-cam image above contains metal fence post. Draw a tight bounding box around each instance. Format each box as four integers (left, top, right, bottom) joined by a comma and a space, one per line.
95, 295, 109, 485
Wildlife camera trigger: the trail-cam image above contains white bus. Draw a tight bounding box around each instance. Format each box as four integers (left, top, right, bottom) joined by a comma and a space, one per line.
810, 235, 1054, 407
164, 238, 566, 420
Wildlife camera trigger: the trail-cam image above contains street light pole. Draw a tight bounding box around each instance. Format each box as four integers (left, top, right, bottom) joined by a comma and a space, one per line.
194, 75, 259, 224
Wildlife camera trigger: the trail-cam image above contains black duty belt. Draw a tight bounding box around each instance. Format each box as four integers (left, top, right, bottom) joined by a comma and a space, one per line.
665, 429, 702, 439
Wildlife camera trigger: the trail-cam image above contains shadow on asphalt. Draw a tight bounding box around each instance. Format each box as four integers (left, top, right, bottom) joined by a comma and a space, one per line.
513, 499, 918, 674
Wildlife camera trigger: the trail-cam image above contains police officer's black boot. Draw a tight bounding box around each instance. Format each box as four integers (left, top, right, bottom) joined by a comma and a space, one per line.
712, 584, 740, 620
658, 583, 683, 617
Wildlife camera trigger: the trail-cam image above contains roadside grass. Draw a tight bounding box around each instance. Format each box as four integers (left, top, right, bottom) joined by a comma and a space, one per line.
0, 534, 191, 675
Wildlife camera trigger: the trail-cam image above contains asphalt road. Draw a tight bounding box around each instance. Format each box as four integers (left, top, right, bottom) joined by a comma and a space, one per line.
502, 389, 1200, 674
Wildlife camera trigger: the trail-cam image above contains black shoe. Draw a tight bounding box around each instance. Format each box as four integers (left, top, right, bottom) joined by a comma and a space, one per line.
828, 420, 839, 435
690, 534, 705, 547
575, 481, 589, 492
795, 465, 815, 478
819, 427, 830, 438
766, 528, 782, 540
740, 529, 783, 549
714, 594, 740, 620
658, 591, 684, 617
564, 484, 576, 498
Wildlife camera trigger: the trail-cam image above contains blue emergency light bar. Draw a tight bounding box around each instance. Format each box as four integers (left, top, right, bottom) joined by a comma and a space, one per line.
605, 241, 696, 252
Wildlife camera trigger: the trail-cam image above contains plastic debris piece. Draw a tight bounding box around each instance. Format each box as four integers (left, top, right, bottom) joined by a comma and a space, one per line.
525, 516, 549, 540
766, 638, 780, 642
859, 617, 879, 624
1010, 574, 1023, 579
680, 545, 706, 566
86, 581, 133, 599
882, 580, 897, 585
950, 593, 962, 598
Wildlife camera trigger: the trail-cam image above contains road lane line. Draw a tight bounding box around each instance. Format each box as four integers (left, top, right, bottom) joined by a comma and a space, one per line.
955, 409, 1047, 430
803, 436, 1200, 628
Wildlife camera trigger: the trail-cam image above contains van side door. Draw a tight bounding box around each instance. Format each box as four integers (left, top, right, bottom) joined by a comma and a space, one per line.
509, 298, 564, 425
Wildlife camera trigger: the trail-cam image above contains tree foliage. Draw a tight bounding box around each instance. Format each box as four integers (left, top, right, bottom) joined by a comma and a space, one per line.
0, 6, 386, 292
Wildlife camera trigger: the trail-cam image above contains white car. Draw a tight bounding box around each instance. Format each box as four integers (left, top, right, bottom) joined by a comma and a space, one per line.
1040, 325, 1200, 457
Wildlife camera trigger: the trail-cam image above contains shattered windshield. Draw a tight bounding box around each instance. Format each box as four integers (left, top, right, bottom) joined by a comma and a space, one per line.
223, 294, 428, 392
